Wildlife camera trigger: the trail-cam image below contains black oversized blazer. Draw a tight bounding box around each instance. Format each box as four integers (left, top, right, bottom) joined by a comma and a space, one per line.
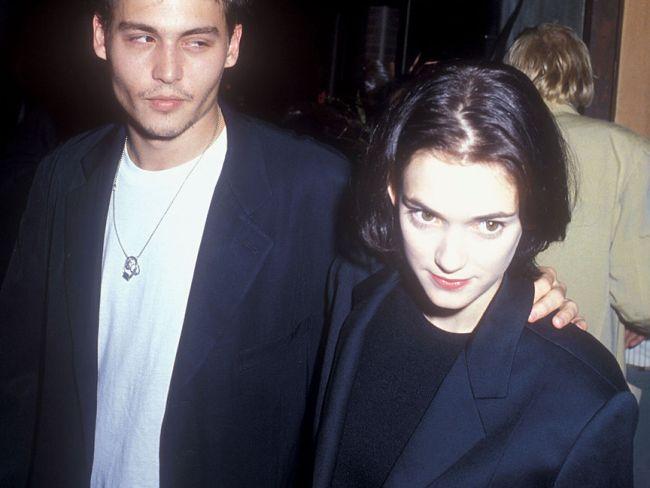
0, 108, 349, 487
313, 261, 637, 487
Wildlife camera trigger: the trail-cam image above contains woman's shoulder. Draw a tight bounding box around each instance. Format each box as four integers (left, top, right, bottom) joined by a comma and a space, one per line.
521, 319, 629, 396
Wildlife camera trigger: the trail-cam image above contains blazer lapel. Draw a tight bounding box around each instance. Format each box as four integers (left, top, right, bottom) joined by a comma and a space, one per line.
168, 108, 273, 391
313, 273, 399, 488
386, 273, 533, 486
64, 125, 124, 464
331, 284, 468, 487
385, 352, 486, 487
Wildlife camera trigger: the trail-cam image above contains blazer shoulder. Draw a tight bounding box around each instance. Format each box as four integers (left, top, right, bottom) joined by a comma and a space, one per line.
37, 124, 119, 176
49, 124, 119, 161
27, 124, 119, 199
242, 115, 350, 183
523, 320, 628, 394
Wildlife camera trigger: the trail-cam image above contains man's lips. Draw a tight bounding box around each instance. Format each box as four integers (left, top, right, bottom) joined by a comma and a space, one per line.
429, 273, 471, 291
147, 97, 187, 111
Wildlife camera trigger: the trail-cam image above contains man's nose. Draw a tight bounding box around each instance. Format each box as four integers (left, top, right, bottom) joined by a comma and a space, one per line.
434, 228, 468, 275
152, 44, 183, 84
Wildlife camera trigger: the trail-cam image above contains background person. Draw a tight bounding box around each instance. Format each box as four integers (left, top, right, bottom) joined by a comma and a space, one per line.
505, 23, 650, 367
313, 62, 636, 487
505, 24, 650, 485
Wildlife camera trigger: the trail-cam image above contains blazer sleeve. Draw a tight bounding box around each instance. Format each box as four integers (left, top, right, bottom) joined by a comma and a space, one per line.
553, 391, 638, 488
0, 150, 59, 485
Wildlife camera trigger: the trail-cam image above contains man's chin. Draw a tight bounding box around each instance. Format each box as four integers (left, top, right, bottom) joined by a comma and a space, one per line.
130, 120, 192, 141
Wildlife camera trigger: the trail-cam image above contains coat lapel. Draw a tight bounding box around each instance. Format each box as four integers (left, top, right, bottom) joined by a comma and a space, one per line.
64, 125, 124, 464
331, 283, 468, 487
167, 108, 273, 391
384, 353, 486, 487
386, 273, 533, 486
313, 273, 399, 488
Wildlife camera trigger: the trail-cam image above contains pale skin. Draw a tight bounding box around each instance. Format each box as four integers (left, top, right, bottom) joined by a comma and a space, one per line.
91, 0, 581, 328
389, 152, 584, 331
625, 328, 648, 348
92, 0, 242, 170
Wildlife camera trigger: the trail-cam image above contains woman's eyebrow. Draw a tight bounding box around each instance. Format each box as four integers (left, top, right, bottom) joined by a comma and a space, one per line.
402, 196, 517, 221
470, 211, 518, 221
401, 195, 435, 212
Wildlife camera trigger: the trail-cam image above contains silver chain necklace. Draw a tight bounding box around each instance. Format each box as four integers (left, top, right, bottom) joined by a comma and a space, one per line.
111, 122, 220, 281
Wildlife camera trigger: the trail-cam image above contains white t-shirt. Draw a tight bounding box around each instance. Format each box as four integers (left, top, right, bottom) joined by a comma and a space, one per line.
90, 130, 227, 488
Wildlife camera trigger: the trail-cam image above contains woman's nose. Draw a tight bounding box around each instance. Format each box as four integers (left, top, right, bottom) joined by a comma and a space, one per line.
434, 228, 468, 275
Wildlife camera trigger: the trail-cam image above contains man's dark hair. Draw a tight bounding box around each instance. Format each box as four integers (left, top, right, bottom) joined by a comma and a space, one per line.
93, 0, 250, 35
357, 61, 573, 278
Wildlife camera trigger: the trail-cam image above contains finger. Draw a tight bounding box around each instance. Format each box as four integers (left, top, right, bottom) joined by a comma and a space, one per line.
571, 316, 588, 331
532, 266, 556, 303
550, 299, 580, 329
538, 265, 559, 286
529, 286, 566, 322
628, 336, 645, 348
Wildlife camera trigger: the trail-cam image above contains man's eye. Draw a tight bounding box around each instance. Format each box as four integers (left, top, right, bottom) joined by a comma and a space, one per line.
130, 35, 155, 44
185, 38, 211, 49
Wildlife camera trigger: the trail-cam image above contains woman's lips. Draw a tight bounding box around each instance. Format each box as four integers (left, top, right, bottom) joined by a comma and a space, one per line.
429, 273, 471, 291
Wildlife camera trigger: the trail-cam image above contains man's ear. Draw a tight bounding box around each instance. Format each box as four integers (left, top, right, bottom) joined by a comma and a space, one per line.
225, 24, 243, 68
93, 15, 108, 61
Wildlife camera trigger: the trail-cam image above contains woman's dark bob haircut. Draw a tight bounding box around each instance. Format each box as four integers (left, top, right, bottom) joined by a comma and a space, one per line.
357, 61, 573, 277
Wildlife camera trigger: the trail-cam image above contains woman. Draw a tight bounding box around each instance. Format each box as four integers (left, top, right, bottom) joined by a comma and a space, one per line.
313, 62, 637, 487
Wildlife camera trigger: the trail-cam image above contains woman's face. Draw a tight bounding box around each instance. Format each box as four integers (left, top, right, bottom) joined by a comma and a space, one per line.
389, 151, 523, 331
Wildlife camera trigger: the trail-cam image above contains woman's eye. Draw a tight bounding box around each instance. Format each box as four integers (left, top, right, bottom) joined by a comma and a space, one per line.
420, 211, 435, 222
479, 220, 504, 234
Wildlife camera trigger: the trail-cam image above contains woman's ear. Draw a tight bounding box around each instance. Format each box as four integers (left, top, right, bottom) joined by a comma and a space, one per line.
387, 182, 397, 206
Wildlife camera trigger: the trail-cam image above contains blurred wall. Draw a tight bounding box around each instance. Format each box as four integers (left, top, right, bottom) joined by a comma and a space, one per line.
500, 0, 586, 45
615, 0, 650, 137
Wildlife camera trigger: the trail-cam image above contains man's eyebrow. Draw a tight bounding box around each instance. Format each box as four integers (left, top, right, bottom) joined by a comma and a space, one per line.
117, 22, 220, 37
118, 21, 158, 33
182, 27, 220, 36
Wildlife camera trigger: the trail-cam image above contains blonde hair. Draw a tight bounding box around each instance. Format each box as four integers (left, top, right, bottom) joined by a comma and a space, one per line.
505, 23, 594, 109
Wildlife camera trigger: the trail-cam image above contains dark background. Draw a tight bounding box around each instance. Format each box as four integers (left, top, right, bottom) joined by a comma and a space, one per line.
0, 0, 504, 279
0, 0, 501, 140
1, 0, 594, 278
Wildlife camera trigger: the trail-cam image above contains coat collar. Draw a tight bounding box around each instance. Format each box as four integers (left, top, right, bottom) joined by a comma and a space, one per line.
545, 101, 579, 117
465, 271, 533, 398
64, 107, 274, 466
314, 269, 533, 487
388, 272, 533, 486
166, 105, 274, 390
348, 269, 533, 398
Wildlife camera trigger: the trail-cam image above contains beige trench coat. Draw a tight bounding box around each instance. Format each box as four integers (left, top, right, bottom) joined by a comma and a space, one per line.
537, 102, 650, 368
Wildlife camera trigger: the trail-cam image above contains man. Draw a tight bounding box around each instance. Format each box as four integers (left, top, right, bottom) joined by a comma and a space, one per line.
0, 2, 576, 487
506, 23, 650, 485
1, 0, 348, 485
